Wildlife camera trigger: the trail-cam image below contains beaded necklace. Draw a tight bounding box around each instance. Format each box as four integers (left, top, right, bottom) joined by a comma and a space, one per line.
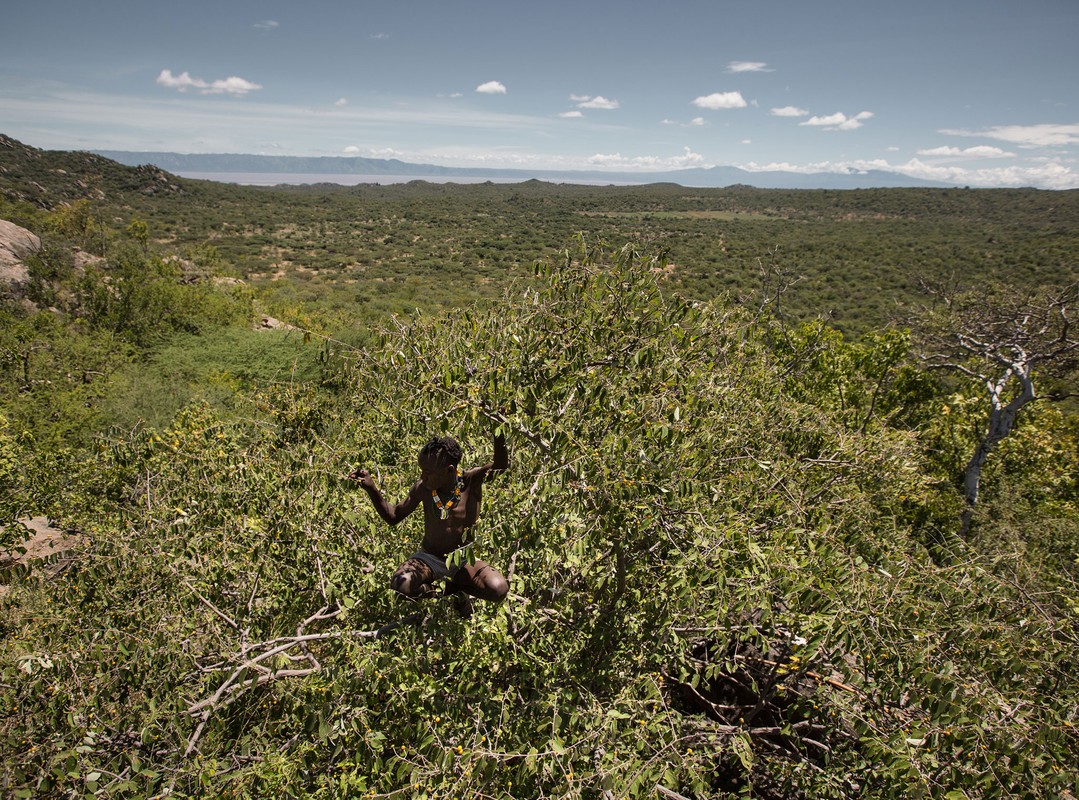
432, 468, 464, 519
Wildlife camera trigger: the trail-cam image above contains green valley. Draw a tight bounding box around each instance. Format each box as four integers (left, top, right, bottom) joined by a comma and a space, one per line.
1, 135, 1076, 799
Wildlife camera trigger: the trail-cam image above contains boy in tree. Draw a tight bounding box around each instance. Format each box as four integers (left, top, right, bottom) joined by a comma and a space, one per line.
349, 432, 510, 605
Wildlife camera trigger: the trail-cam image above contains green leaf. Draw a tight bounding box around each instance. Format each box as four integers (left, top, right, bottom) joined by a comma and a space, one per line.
731, 732, 755, 772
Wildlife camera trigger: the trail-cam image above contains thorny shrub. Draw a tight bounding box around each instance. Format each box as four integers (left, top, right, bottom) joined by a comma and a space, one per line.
1, 242, 1076, 798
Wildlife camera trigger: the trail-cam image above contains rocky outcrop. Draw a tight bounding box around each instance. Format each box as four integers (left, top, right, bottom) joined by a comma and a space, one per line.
0, 218, 41, 294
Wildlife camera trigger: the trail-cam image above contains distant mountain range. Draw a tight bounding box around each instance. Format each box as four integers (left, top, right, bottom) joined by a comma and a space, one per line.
93, 150, 953, 190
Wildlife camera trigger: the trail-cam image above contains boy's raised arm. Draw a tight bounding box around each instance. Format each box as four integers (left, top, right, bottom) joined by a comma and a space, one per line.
348, 468, 421, 525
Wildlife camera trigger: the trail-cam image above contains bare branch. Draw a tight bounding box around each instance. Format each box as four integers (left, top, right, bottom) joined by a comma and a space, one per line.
183, 606, 424, 756
183, 580, 239, 631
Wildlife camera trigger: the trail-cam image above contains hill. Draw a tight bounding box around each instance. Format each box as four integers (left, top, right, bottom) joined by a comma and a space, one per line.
0, 134, 185, 208
93, 148, 951, 190
1, 223, 1078, 799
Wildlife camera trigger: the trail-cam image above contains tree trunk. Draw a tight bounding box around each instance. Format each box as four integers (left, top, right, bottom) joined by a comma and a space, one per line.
959, 369, 1035, 537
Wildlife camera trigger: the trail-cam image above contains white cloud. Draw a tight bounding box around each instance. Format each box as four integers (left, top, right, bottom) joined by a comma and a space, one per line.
559, 111, 584, 118
739, 156, 1079, 190
476, 81, 507, 95
741, 159, 869, 174
917, 145, 1014, 158
800, 111, 873, 130
801, 113, 844, 126
344, 145, 405, 159
254, 20, 278, 31
587, 153, 626, 166
726, 61, 771, 73
156, 69, 262, 96
917, 146, 963, 156
692, 91, 747, 110
940, 123, 1079, 148
586, 147, 707, 171
576, 95, 619, 110
335, 98, 348, 107
897, 157, 1078, 189
771, 105, 808, 117
689, 117, 706, 126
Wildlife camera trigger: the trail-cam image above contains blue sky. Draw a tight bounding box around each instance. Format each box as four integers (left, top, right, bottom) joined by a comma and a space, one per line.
2, 0, 1077, 188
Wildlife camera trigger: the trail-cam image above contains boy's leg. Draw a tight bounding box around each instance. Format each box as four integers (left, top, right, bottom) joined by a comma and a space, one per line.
449, 560, 509, 602
391, 558, 438, 599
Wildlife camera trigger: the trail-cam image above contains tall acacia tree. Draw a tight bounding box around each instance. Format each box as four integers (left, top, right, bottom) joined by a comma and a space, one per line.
916, 280, 1079, 535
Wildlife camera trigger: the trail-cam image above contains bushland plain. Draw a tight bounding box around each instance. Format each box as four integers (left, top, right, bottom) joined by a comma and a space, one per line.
132, 179, 1079, 335
1, 136, 1077, 798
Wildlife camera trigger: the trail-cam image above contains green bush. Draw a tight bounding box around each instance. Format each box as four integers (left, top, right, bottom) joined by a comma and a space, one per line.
1, 243, 1075, 798
76, 246, 251, 347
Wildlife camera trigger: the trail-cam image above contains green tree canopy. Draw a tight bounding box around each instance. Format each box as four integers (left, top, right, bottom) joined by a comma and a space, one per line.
1, 242, 1075, 799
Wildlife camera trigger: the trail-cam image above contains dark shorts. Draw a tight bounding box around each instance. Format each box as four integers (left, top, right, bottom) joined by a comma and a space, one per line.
406, 550, 459, 580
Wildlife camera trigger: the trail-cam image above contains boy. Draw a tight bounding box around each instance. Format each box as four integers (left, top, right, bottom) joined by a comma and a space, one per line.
349, 432, 509, 604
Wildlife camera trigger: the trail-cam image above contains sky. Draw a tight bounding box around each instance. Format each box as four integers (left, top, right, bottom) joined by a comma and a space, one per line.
2, 0, 1078, 189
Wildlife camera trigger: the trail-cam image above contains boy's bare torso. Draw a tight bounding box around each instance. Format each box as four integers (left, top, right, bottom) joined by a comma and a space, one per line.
415, 466, 487, 558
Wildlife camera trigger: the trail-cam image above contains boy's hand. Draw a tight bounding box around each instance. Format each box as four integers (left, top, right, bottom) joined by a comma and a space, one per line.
347, 467, 377, 491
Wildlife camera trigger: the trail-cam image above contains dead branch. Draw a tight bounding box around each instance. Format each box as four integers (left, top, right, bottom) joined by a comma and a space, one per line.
183, 607, 424, 756
656, 785, 694, 800
183, 580, 240, 631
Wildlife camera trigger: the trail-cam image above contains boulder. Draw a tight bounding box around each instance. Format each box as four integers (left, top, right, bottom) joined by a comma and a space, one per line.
0, 219, 41, 293
259, 314, 297, 331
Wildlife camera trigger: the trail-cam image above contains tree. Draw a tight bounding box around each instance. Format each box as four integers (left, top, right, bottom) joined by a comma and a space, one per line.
126, 217, 150, 253
916, 280, 1079, 534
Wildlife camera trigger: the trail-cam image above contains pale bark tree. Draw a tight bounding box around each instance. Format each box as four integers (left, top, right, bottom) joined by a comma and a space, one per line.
916, 281, 1079, 535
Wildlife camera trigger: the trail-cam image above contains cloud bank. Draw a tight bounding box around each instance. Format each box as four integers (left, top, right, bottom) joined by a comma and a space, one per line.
917, 145, 1014, 158
587, 146, 706, 170
941, 123, 1079, 148
156, 70, 262, 96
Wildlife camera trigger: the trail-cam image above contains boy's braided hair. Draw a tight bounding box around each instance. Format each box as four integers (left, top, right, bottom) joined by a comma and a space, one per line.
419, 436, 462, 467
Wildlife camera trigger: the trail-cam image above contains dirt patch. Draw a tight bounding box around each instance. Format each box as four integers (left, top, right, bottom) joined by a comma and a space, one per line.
0, 517, 83, 598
